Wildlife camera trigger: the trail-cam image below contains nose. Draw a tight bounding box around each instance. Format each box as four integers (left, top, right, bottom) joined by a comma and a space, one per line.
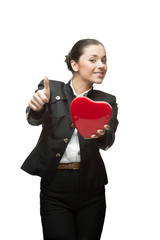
97, 60, 105, 69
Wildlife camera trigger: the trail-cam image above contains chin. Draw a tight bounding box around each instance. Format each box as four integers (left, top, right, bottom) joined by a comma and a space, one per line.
93, 78, 104, 84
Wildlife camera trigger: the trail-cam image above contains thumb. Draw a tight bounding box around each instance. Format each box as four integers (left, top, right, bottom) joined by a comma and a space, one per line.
43, 76, 50, 99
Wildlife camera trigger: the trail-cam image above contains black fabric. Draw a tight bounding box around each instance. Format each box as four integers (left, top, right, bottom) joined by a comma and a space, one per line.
40, 169, 106, 240
21, 79, 119, 188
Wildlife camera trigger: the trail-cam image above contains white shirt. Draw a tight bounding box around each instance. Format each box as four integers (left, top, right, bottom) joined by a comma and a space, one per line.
60, 81, 92, 163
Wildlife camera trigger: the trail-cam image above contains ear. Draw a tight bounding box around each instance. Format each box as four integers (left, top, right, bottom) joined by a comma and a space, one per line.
70, 60, 79, 72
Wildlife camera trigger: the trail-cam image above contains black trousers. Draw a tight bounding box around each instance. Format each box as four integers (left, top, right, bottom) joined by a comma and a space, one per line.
40, 169, 106, 240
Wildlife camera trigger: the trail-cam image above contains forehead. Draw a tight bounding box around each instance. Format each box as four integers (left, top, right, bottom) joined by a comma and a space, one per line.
82, 44, 106, 57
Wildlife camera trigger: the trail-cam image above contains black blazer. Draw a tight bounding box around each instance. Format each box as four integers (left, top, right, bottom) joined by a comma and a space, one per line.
21, 80, 118, 189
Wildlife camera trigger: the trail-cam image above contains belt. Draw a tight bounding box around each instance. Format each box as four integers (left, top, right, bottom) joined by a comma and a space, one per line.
57, 162, 80, 170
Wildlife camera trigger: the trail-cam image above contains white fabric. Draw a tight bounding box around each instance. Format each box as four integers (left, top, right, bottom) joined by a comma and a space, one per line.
59, 80, 92, 163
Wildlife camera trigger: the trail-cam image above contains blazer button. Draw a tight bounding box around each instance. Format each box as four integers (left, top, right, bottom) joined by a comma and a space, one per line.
56, 153, 61, 157
55, 96, 61, 100
64, 138, 69, 143
71, 123, 75, 128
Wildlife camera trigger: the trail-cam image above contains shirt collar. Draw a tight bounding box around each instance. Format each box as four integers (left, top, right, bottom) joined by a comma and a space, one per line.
70, 79, 92, 97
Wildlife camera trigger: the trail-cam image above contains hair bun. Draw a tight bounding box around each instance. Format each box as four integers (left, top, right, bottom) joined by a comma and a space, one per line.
65, 51, 72, 72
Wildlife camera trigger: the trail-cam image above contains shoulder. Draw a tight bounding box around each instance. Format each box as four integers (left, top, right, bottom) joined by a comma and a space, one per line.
48, 79, 65, 89
89, 89, 117, 104
38, 79, 65, 93
38, 79, 65, 88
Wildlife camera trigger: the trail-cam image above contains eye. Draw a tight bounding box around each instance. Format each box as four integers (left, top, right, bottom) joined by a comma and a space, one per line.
102, 59, 107, 64
89, 59, 96, 63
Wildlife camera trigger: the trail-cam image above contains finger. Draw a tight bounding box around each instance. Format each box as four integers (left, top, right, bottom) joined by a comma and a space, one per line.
91, 134, 98, 139
104, 124, 110, 131
91, 129, 104, 139
29, 101, 42, 112
37, 90, 49, 103
44, 76, 49, 90
33, 93, 45, 105
97, 129, 106, 135
30, 98, 43, 110
43, 76, 50, 99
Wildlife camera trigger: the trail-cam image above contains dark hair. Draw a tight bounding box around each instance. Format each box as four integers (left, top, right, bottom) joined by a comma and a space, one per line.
65, 39, 104, 73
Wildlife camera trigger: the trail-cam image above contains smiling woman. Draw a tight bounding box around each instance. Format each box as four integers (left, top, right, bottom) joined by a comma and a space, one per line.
21, 38, 119, 240
65, 39, 107, 92
72, 45, 107, 86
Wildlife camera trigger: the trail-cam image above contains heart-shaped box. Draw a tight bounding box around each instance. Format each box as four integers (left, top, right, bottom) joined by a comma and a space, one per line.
71, 96, 112, 138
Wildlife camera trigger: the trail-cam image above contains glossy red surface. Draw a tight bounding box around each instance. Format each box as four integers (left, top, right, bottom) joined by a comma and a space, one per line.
71, 96, 112, 138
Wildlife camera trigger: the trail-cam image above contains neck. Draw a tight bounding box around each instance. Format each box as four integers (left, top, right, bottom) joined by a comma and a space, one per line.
72, 76, 93, 95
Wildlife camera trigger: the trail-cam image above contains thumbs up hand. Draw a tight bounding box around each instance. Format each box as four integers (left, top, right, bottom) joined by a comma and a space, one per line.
29, 77, 50, 112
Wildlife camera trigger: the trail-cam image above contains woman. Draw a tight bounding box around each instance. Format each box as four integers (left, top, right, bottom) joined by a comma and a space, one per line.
21, 39, 119, 240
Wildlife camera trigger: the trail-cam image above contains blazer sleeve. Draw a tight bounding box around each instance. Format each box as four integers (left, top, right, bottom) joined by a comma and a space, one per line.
94, 95, 119, 150
26, 80, 49, 126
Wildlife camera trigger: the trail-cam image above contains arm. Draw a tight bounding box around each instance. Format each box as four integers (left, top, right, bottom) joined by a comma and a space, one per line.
93, 96, 119, 150
26, 104, 48, 126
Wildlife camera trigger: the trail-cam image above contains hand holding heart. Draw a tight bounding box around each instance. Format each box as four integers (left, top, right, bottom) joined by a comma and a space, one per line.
91, 124, 110, 139
71, 96, 112, 139
29, 77, 50, 112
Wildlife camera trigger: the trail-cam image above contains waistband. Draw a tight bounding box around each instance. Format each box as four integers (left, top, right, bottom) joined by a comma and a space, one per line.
57, 162, 80, 170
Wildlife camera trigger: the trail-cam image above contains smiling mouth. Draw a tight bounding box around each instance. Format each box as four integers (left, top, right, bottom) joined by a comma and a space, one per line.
94, 72, 104, 77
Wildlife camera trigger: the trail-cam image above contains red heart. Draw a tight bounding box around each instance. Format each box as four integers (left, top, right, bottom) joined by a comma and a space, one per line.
71, 96, 112, 138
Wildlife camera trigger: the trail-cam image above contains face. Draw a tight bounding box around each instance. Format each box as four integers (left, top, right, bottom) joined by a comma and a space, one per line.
71, 44, 107, 86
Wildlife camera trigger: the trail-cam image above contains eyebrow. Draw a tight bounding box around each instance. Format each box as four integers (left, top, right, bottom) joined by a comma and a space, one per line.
89, 54, 106, 58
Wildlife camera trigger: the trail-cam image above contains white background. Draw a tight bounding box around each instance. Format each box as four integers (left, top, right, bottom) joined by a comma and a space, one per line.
0, 0, 160, 239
